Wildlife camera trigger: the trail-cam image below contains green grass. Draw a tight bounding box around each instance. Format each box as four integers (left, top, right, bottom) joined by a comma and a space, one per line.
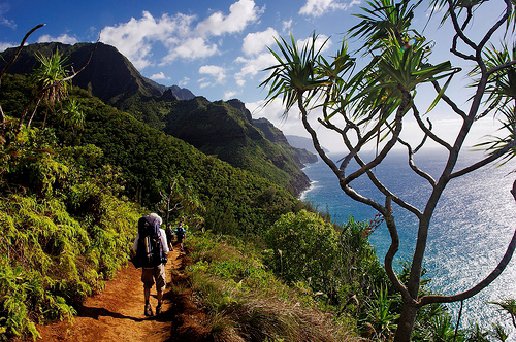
186, 231, 360, 342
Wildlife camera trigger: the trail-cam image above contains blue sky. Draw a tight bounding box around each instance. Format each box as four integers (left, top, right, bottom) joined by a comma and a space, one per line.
0, 0, 513, 150
0, 0, 363, 102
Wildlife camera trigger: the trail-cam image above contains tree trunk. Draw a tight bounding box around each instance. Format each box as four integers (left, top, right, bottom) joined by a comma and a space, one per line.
394, 302, 418, 342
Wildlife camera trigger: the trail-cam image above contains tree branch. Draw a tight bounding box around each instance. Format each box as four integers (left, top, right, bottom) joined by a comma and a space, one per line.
298, 95, 387, 214
431, 80, 466, 119
384, 197, 413, 303
486, 60, 516, 78
0, 24, 45, 131
419, 227, 516, 306
324, 98, 423, 218
0, 24, 45, 82
478, 0, 512, 51
413, 105, 453, 150
450, 140, 516, 179
447, 0, 478, 51
388, 121, 436, 186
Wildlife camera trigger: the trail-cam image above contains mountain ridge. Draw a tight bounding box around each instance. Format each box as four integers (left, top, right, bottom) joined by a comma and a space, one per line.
0, 41, 316, 195
0, 42, 194, 104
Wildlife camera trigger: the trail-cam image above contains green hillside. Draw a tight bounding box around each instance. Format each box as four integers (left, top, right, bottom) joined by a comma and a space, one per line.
0, 72, 300, 338
162, 97, 311, 194
1, 42, 315, 196
0, 45, 480, 342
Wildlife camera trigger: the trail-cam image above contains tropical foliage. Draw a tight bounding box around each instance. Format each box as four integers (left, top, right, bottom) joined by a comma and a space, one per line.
186, 231, 359, 341
0, 36, 299, 339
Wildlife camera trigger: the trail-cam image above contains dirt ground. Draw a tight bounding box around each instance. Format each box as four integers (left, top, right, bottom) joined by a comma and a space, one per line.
32, 244, 212, 341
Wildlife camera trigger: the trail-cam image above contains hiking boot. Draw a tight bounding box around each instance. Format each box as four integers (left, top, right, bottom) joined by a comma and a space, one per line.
156, 304, 162, 315
144, 304, 153, 316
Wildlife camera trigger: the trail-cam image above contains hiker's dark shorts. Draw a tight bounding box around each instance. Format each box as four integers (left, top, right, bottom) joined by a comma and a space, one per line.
141, 264, 166, 291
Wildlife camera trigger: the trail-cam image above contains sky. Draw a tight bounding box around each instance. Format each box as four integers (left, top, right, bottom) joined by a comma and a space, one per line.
0, 0, 513, 152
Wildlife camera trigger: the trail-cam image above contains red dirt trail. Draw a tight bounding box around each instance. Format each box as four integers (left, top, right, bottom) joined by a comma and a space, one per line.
30, 244, 212, 341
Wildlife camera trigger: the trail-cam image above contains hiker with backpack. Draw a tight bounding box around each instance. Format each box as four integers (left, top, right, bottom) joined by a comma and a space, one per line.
131, 212, 169, 317
174, 219, 187, 253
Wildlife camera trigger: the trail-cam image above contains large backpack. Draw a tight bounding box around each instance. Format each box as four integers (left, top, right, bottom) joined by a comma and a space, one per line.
133, 216, 164, 268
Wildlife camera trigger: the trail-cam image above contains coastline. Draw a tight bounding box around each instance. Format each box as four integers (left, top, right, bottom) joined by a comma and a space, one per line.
298, 179, 318, 201
298, 161, 320, 201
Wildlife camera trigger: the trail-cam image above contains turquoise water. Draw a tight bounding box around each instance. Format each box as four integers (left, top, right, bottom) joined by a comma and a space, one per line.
300, 149, 516, 330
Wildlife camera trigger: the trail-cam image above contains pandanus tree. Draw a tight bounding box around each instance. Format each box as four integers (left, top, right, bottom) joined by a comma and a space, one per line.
0, 24, 94, 137
261, 0, 516, 340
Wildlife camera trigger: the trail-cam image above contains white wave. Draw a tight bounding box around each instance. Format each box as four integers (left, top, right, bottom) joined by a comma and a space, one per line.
298, 180, 319, 201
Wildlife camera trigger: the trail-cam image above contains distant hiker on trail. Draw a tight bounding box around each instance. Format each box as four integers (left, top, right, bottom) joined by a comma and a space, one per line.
174, 220, 187, 253
131, 212, 169, 317
165, 224, 174, 251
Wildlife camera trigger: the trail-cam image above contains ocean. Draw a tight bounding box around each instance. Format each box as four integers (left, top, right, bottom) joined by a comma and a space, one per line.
299, 149, 516, 331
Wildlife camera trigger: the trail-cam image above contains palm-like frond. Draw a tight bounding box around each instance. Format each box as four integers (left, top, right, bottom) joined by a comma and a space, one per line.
58, 99, 85, 129
350, 0, 422, 51
480, 43, 516, 111
261, 34, 333, 115
32, 49, 70, 107
476, 104, 516, 164
428, 0, 487, 26
348, 34, 453, 121
473, 43, 516, 161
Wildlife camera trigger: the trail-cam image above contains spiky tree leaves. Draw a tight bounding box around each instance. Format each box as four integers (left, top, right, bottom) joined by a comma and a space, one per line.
32, 49, 70, 109
350, 0, 422, 50
474, 44, 516, 164
58, 98, 85, 130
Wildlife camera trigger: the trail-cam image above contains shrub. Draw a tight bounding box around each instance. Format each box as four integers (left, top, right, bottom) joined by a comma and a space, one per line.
186, 231, 358, 342
264, 210, 340, 298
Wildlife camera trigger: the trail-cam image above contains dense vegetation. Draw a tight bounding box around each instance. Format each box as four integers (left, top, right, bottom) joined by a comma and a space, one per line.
1, 29, 514, 342
0, 41, 314, 196
1, 73, 299, 234
0, 125, 140, 339
186, 231, 358, 341
0, 71, 299, 339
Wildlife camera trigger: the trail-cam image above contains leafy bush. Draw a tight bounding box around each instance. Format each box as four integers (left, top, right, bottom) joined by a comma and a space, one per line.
0, 126, 140, 339
264, 210, 340, 298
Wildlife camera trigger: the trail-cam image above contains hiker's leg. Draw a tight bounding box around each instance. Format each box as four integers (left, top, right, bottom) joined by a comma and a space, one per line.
141, 269, 155, 304
155, 264, 166, 314
141, 268, 155, 316
144, 286, 151, 304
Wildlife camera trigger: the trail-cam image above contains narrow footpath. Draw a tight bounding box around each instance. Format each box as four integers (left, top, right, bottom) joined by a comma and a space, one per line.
33, 244, 211, 341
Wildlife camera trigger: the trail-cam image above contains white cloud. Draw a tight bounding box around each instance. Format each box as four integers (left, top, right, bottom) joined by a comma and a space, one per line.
297, 34, 332, 53
282, 19, 293, 33
0, 17, 15, 29
163, 37, 219, 63
0, 3, 16, 29
179, 76, 190, 87
234, 53, 277, 86
242, 27, 278, 56
99, 1, 261, 70
198, 77, 212, 89
223, 91, 238, 100
199, 65, 226, 83
299, 0, 360, 17
234, 33, 331, 87
150, 71, 168, 80
0, 42, 14, 52
100, 11, 191, 69
196, 0, 262, 37
37, 33, 78, 45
